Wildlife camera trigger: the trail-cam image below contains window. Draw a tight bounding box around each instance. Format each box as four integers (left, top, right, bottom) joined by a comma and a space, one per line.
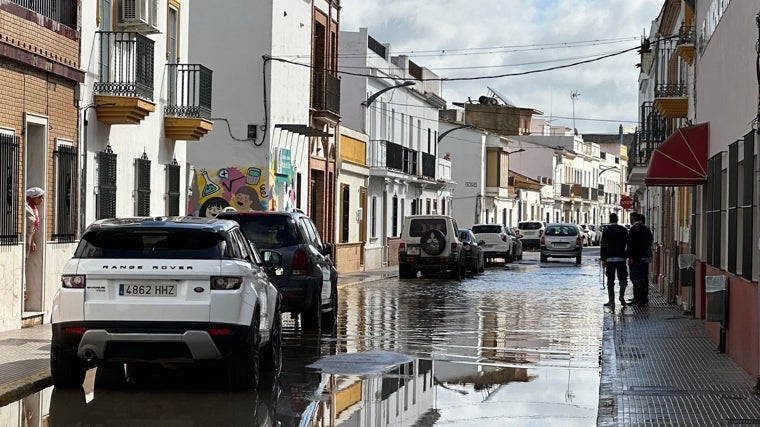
371, 197, 377, 238
0, 131, 19, 245
53, 141, 78, 242
392, 196, 398, 236
165, 160, 180, 215
135, 153, 151, 216
340, 184, 349, 243
96, 146, 117, 219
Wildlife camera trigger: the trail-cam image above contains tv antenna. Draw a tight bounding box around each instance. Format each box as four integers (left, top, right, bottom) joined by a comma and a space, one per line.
570, 90, 581, 136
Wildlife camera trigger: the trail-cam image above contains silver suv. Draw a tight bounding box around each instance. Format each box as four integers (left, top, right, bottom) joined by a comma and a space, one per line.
398, 215, 466, 280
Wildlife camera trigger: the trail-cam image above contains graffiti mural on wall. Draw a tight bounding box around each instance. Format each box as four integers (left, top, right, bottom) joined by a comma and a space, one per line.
188, 166, 268, 217
188, 150, 296, 217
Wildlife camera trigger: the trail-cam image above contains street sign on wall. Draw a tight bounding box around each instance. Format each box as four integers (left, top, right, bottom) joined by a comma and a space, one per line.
620, 196, 634, 210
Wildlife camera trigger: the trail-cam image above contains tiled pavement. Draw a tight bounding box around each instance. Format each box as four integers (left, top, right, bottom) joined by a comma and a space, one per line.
597, 286, 760, 426
2, 266, 760, 427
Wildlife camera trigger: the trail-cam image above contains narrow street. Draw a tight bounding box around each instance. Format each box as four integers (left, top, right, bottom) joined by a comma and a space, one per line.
31, 249, 610, 426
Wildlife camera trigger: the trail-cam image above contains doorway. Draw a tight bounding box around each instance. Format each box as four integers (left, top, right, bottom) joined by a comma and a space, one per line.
24, 115, 47, 315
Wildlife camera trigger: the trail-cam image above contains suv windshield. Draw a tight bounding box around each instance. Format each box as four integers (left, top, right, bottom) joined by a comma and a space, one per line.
75, 229, 224, 259
408, 218, 448, 237
518, 222, 542, 230
472, 225, 502, 234
236, 215, 300, 249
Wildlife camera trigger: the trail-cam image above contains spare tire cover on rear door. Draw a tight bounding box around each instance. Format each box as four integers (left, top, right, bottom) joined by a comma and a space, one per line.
420, 229, 446, 255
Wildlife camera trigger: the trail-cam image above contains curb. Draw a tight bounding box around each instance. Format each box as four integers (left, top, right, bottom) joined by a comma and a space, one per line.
0, 369, 51, 407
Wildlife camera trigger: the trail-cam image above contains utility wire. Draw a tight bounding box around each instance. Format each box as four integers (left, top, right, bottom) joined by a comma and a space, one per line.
268, 45, 642, 82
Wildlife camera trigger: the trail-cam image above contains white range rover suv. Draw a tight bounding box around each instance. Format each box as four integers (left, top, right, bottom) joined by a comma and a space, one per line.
50, 217, 283, 390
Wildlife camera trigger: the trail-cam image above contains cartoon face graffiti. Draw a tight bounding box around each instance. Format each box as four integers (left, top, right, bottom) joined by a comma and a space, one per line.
199, 197, 229, 218
234, 186, 262, 211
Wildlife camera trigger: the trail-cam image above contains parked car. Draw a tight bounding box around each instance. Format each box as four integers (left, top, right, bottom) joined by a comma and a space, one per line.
50, 216, 283, 390
505, 226, 523, 261
540, 222, 583, 264
459, 228, 485, 275
517, 220, 545, 250
471, 223, 513, 263
579, 224, 596, 246
217, 210, 338, 332
398, 215, 466, 280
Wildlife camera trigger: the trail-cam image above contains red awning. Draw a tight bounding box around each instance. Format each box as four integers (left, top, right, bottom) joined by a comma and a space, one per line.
645, 122, 709, 186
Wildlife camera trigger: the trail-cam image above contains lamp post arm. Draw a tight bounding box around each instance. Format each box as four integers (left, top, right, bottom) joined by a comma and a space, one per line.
363, 81, 415, 107
437, 124, 473, 143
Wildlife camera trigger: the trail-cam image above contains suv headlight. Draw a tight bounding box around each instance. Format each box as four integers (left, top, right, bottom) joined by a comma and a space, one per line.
210, 276, 243, 290
61, 275, 86, 289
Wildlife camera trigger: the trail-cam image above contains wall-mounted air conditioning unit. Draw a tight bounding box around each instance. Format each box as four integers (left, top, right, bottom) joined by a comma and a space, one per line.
120, 0, 159, 33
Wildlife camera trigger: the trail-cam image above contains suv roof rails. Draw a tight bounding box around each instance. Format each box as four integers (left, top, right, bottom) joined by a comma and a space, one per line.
291, 208, 306, 214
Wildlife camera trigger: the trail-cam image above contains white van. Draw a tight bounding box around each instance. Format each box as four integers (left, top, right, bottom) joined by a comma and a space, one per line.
517, 220, 545, 250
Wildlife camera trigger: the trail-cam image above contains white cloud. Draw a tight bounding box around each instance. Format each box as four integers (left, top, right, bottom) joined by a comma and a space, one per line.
339, 0, 662, 134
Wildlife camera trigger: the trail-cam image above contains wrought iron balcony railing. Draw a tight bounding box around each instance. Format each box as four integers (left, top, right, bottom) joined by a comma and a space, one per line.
311, 71, 340, 115
678, 24, 696, 45
420, 152, 435, 179
10, 0, 76, 29
368, 140, 417, 175
165, 64, 212, 119
655, 82, 687, 98
95, 31, 155, 101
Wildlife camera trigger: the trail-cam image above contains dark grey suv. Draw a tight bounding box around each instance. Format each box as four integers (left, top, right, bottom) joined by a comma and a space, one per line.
217, 210, 338, 332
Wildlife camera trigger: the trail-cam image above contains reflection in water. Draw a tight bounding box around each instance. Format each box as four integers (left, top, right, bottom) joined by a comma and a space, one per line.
13, 258, 603, 426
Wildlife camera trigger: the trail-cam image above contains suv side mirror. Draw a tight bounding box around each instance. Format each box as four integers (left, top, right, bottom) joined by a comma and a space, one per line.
478, 240, 486, 245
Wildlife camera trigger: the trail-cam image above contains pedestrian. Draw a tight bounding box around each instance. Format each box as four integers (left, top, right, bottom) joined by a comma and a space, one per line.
600, 212, 628, 308
25, 187, 44, 302
627, 213, 653, 306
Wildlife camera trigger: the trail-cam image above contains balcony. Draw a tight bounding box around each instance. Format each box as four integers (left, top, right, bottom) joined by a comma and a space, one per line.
94, 31, 156, 124
676, 24, 696, 65
653, 82, 687, 119
311, 71, 341, 119
164, 64, 213, 141
420, 152, 435, 179
368, 140, 417, 176
629, 102, 668, 185
9, 0, 76, 29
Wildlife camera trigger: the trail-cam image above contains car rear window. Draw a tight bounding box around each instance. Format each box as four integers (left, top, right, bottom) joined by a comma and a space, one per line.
518, 222, 542, 230
544, 225, 579, 236
235, 215, 300, 249
408, 218, 447, 237
471, 225, 502, 234
75, 229, 225, 259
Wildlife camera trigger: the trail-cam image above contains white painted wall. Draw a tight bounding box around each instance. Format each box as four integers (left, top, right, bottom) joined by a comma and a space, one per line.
439, 124, 485, 227
187, 0, 311, 214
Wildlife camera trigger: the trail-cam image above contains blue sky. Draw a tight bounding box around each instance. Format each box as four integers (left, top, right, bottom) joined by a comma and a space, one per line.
339, 0, 663, 134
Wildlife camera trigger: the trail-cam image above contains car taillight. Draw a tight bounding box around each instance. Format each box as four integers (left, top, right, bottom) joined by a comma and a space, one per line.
63, 327, 86, 335
501, 234, 507, 242
208, 328, 233, 336
576, 237, 582, 246
61, 275, 86, 289
210, 276, 243, 290
399, 242, 406, 251
463, 243, 471, 251
540, 236, 545, 245
450, 242, 458, 253
292, 248, 309, 275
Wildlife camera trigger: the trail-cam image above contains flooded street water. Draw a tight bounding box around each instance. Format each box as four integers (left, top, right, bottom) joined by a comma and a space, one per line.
7, 249, 608, 426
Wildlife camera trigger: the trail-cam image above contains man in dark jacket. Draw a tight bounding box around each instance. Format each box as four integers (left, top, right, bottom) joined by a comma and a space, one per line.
627, 213, 654, 306
600, 213, 629, 308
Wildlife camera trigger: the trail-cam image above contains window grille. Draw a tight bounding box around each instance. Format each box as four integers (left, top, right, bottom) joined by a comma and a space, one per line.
96, 146, 117, 219
53, 144, 77, 242
0, 134, 19, 245
135, 153, 151, 216
165, 160, 180, 216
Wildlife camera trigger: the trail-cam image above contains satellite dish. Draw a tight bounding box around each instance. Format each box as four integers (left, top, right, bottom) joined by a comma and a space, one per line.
487, 86, 516, 107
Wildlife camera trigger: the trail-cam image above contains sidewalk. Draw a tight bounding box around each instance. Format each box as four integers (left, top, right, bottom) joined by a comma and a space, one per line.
597, 284, 760, 426
2, 267, 760, 427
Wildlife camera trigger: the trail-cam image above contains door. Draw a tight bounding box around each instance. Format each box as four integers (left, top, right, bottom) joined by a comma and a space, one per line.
23, 115, 48, 314
359, 187, 367, 266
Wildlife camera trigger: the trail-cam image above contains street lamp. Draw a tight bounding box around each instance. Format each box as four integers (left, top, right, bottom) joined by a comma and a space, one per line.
437, 124, 473, 143
79, 102, 115, 235
362, 80, 415, 107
